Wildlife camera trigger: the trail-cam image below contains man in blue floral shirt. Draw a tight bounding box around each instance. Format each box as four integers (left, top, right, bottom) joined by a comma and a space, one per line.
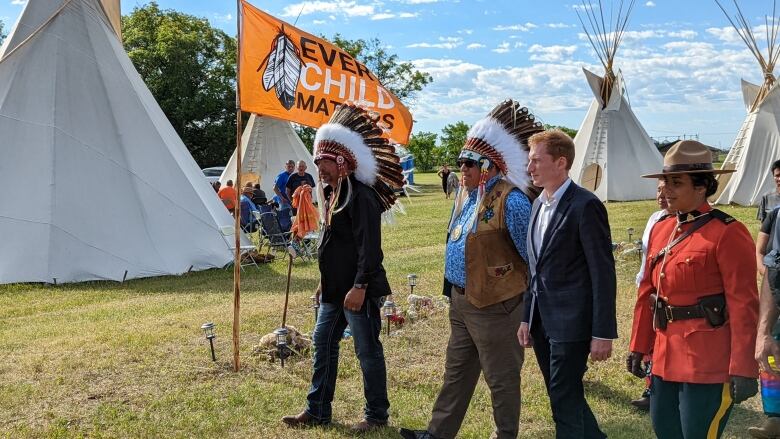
401, 100, 542, 439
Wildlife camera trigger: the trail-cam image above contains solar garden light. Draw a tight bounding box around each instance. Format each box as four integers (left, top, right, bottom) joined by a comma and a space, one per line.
274, 327, 290, 367
382, 298, 397, 336
200, 322, 217, 361
310, 294, 320, 324
627, 227, 635, 242
407, 273, 418, 295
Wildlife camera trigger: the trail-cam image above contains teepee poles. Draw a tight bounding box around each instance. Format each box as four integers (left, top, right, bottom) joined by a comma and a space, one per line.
715, 0, 780, 111
232, 0, 244, 373
576, 0, 637, 105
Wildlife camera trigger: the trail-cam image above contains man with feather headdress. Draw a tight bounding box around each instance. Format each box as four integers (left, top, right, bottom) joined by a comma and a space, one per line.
401, 100, 542, 439
282, 104, 404, 432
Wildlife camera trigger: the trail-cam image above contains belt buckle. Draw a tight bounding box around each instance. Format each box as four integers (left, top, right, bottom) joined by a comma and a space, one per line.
665, 306, 674, 322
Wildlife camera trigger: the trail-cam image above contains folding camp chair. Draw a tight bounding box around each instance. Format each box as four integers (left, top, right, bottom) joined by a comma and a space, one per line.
220, 225, 259, 270
258, 212, 293, 258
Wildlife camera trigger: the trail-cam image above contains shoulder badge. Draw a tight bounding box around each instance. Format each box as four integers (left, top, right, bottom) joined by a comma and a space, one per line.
710, 209, 736, 225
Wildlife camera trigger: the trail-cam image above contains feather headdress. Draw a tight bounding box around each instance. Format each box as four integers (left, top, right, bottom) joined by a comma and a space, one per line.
449, 99, 544, 234
313, 103, 405, 212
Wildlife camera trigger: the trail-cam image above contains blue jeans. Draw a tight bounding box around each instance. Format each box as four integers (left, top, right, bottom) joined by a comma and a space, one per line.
305, 296, 389, 424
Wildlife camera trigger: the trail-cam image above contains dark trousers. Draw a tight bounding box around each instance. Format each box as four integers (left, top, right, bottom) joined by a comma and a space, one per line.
650, 375, 733, 439
305, 296, 389, 423
530, 308, 605, 439
428, 290, 524, 439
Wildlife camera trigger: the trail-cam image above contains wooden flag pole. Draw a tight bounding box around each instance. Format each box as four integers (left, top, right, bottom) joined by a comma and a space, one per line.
232, 0, 244, 373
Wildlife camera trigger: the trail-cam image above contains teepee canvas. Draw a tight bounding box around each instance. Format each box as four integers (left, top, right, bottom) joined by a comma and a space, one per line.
0, 0, 241, 284
569, 0, 663, 201
713, 1, 780, 206
220, 114, 317, 199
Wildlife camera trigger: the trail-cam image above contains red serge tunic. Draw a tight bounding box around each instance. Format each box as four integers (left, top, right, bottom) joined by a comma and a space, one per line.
629, 202, 759, 383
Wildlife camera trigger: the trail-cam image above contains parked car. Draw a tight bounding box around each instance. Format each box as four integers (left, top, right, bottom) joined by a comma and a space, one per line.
202, 166, 225, 184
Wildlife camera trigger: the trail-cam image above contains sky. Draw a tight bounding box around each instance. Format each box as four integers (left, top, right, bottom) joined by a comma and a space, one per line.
0, 0, 774, 149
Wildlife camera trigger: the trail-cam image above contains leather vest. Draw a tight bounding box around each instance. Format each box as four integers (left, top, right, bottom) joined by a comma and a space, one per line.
465, 180, 529, 308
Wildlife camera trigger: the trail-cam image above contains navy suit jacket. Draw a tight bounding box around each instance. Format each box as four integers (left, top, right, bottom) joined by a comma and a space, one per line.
523, 182, 617, 342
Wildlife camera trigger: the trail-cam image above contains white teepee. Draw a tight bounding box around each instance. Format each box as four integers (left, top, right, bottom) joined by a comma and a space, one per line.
220, 114, 317, 200
0, 0, 242, 284
713, 1, 780, 206
569, 0, 663, 201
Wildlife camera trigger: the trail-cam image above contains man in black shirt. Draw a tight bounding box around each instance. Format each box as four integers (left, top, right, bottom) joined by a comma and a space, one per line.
286, 160, 316, 215
282, 104, 404, 433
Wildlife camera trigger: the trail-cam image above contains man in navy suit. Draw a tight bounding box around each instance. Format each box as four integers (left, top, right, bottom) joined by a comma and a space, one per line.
517, 129, 617, 439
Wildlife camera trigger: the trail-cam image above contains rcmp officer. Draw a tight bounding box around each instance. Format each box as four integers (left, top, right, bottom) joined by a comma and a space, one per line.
627, 140, 759, 439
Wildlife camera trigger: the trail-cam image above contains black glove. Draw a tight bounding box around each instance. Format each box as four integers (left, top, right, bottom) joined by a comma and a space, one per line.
730, 376, 758, 404
626, 351, 646, 378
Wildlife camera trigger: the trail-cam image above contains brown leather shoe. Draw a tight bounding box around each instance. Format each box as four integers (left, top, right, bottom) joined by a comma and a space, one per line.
351, 418, 387, 432
749, 417, 780, 439
281, 411, 325, 427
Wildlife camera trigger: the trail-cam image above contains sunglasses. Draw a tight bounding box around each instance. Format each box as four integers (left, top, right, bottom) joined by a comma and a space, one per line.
456, 159, 478, 168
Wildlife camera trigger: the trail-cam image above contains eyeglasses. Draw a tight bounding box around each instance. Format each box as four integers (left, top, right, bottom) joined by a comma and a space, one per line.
456, 159, 478, 168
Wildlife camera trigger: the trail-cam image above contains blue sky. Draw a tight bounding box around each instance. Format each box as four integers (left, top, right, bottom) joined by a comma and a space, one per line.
0, 0, 772, 149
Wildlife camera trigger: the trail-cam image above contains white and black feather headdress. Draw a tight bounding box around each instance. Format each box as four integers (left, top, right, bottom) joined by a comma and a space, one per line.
313, 104, 405, 212
464, 99, 544, 192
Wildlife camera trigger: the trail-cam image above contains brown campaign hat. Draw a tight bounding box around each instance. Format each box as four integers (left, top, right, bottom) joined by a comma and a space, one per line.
641, 140, 734, 178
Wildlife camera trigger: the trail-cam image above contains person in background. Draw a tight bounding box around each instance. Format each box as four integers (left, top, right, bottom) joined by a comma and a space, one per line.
286, 160, 316, 215
758, 160, 780, 223
630, 179, 670, 411
239, 186, 259, 233
749, 205, 780, 439
437, 164, 451, 198
218, 180, 237, 214
518, 129, 616, 439
446, 171, 459, 199
212, 181, 221, 193
274, 160, 295, 212
252, 183, 267, 206
628, 140, 758, 439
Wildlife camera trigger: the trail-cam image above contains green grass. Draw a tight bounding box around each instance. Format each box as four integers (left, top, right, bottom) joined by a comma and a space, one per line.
0, 173, 764, 438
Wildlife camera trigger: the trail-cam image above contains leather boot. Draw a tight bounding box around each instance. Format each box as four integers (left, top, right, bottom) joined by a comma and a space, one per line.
351, 418, 387, 433
749, 417, 780, 439
281, 411, 326, 427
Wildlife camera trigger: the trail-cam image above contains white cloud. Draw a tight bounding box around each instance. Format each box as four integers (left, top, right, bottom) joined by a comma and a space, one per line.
212, 13, 233, 23
668, 30, 697, 39
492, 42, 511, 54
548, 23, 574, 29
401, 0, 441, 3
458, 29, 474, 35
371, 13, 394, 20
646, 1, 656, 7
528, 44, 578, 62
11, 0, 26, 4
313, 19, 327, 25
466, 43, 485, 49
493, 23, 537, 32
407, 36, 463, 49
281, 1, 375, 18
371, 11, 419, 20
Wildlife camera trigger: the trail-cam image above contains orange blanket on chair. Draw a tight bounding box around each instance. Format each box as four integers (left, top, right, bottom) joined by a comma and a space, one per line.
291, 185, 318, 239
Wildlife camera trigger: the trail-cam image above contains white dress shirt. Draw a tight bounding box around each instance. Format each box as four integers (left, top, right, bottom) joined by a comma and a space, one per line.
635, 209, 668, 286
533, 178, 572, 256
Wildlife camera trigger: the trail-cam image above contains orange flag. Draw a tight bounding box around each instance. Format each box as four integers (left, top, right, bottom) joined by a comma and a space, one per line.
239, 0, 414, 144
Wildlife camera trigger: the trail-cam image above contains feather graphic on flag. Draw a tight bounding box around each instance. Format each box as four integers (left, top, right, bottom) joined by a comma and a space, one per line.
258, 27, 301, 110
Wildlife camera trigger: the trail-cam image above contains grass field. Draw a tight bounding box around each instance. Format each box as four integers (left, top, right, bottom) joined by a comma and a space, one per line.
0, 173, 765, 438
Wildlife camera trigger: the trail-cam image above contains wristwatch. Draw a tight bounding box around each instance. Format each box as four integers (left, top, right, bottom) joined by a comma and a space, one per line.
353, 283, 368, 289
